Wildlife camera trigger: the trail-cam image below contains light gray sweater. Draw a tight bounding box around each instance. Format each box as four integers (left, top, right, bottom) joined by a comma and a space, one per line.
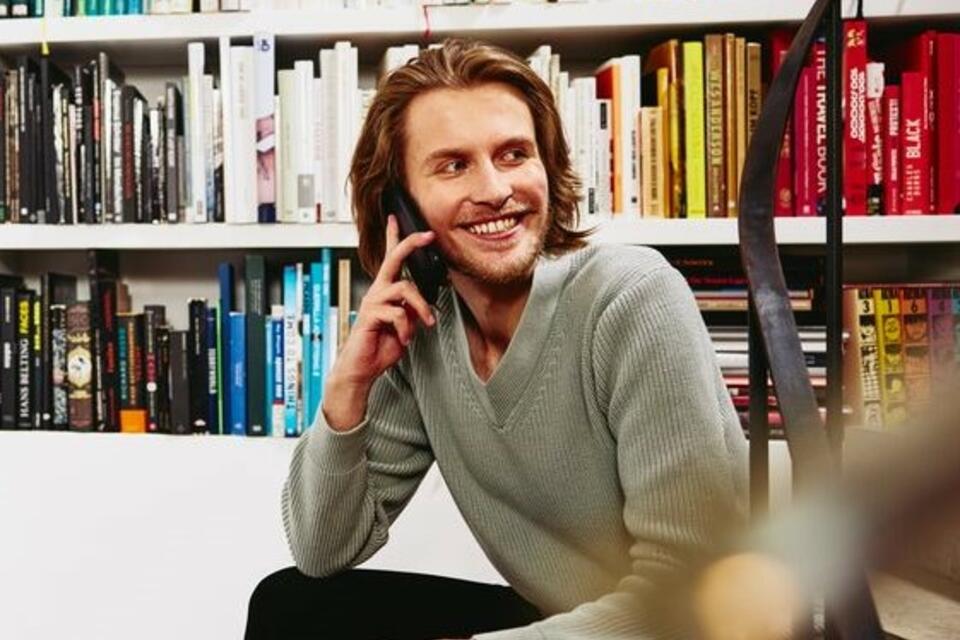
282, 244, 748, 639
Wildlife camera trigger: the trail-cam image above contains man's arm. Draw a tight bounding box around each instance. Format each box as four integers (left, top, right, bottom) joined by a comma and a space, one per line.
282, 361, 434, 578
476, 264, 748, 639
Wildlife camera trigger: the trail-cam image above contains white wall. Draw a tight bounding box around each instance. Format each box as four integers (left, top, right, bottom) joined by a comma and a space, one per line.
0, 431, 790, 640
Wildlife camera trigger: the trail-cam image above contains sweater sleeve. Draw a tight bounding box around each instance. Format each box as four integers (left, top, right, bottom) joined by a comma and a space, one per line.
476, 264, 748, 640
281, 361, 434, 578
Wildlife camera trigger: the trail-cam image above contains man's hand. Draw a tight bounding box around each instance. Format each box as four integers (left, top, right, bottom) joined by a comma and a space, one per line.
322, 214, 437, 432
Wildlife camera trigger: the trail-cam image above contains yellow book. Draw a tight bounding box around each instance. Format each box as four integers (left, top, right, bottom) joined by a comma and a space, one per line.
338, 258, 351, 350
746, 42, 763, 145
873, 287, 907, 428
735, 36, 747, 214
656, 68, 672, 217
640, 106, 667, 217
723, 34, 738, 217
644, 40, 683, 218
682, 41, 707, 218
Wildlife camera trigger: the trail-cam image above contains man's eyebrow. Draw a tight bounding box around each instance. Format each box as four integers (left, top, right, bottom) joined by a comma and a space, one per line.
421, 137, 536, 167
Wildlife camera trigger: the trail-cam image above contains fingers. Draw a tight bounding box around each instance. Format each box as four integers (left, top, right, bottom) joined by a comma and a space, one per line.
374, 218, 435, 289
370, 304, 415, 346
376, 280, 436, 327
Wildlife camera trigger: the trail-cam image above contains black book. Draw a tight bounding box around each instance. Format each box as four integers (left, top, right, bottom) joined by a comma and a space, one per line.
117, 312, 146, 432
50, 304, 69, 429
6, 68, 19, 223
66, 301, 94, 431
245, 254, 267, 436
187, 298, 208, 434
78, 62, 97, 224
205, 306, 219, 435
137, 103, 151, 223
97, 52, 124, 224
39, 273, 77, 428
156, 324, 171, 433
0, 70, 6, 224
88, 249, 120, 432
15, 289, 34, 429
119, 85, 140, 223
40, 55, 71, 225
143, 305, 165, 434
169, 329, 190, 435
0, 287, 19, 429
149, 105, 165, 223
16, 56, 38, 223
163, 82, 182, 224
56, 85, 74, 224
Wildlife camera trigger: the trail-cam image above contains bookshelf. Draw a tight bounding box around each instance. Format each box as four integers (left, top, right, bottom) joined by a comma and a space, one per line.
6, 216, 960, 249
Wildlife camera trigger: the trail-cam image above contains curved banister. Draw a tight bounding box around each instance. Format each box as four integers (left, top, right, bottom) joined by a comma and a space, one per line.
736, 0, 887, 637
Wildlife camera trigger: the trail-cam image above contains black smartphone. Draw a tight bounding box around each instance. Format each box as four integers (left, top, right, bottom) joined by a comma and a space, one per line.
380, 184, 448, 306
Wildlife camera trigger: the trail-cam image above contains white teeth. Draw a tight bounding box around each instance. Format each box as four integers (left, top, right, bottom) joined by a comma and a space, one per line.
467, 216, 519, 236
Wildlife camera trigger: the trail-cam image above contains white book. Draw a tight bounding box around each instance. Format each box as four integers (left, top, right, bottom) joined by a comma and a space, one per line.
218, 37, 236, 225
335, 42, 358, 224
380, 44, 419, 79
188, 43, 207, 223
199, 0, 219, 11
220, 0, 241, 9
149, 106, 162, 222
326, 305, 339, 375
212, 86, 223, 222
277, 69, 297, 223
150, 0, 171, 13
526, 45, 551, 85
67, 103, 79, 225
619, 54, 642, 216
134, 98, 145, 220
293, 60, 316, 224
572, 77, 598, 219
230, 46, 258, 224
169, 0, 192, 12
319, 48, 337, 223
48, 0, 65, 16
253, 33, 277, 222
203, 75, 216, 221
312, 78, 324, 222
270, 304, 285, 437
596, 98, 612, 217
274, 94, 284, 220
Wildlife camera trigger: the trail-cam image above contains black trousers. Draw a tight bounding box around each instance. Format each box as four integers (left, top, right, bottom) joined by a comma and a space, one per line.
244, 567, 544, 640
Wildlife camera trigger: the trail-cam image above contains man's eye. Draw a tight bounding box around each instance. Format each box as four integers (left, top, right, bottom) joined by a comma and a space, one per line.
502, 148, 528, 163
440, 160, 466, 174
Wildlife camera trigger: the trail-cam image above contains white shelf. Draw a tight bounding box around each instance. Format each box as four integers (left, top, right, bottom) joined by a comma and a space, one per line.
3, 216, 960, 250
0, 221, 358, 249
2, 1, 956, 55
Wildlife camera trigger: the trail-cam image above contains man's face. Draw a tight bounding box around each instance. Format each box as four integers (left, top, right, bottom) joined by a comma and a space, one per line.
402, 82, 550, 286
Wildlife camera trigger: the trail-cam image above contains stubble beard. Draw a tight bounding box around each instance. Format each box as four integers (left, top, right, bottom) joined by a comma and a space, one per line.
445, 212, 550, 286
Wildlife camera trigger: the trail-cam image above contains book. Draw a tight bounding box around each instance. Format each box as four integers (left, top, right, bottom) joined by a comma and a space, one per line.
642, 39, 683, 218
682, 41, 706, 218
143, 304, 165, 433
245, 254, 267, 436
268, 305, 284, 436
49, 304, 68, 429
900, 71, 927, 214
703, 34, 725, 218
874, 287, 907, 428
865, 62, 885, 216
842, 20, 868, 215
187, 298, 208, 433
937, 33, 960, 214
117, 312, 146, 433
770, 30, 795, 217
65, 302, 94, 431
39, 272, 77, 428
882, 85, 901, 215
15, 289, 34, 429
206, 306, 220, 435
88, 249, 119, 432
899, 287, 931, 414
169, 329, 190, 435
253, 33, 277, 224
228, 311, 246, 436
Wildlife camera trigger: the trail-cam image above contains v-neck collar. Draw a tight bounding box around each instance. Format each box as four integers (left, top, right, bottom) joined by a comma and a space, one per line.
444, 254, 570, 429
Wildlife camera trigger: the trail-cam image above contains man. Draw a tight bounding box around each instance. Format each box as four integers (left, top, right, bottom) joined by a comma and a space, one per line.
246, 38, 747, 639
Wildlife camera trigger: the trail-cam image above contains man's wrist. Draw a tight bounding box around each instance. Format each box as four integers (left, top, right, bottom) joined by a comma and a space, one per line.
322, 375, 373, 432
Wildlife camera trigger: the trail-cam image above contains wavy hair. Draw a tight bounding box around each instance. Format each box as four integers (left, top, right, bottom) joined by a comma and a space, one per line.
349, 38, 593, 277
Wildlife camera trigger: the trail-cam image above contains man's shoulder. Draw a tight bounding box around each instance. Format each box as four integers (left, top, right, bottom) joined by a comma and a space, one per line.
557, 244, 675, 304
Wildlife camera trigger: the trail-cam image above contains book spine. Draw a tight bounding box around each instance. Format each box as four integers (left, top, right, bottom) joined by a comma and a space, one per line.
852, 287, 882, 428
307, 260, 325, 429
228, 311, 246, 436
116, 314, 129, 426
301, 269, 313, 433
596, 98, 612, 216
169, 330, 190, 435
253, 33, 276, 223
900, 71, 927, 214
156, 325, 170, 433
793, 62, 815, 216
927, 287, 955, 398
937, 33, 960, 214
50, 304, 68, 429
865, 62, 885, 215
65, 302, 93, 431
771, 32, 794, 216
733, 37, 747, 217
882, 86, 901, 215
118, 313, 146, 433
217, 262, 233, 437
337, 258, 350, 352
218, 37, 235, 224
16, 290, 34, 429
282, 264, 299, 437
682, 42, 706, 218
187, 298, 208, 433
722, 34, 737, 218
206, 306, 220, 435
954, 289, 960, 369
0, 289, 15, 430
813, 41, 828, 216
704, 34, 726, 218
230, 45, 257, 224
874, 286, 906, 428
203, 76, 217, 222
121, 88, 136, 222
245, 254, 266, 436
164, 83, 180, 223
269, 308, 284, 436
842, 20, 868, 215
900, 287, 931, 414
31, 298, 41, 428
143, 305, 163, 433
187, 43, 207, 223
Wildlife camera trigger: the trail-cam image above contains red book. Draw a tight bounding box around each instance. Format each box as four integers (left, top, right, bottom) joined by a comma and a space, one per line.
843, 20, 868, 215
814, 42, 828, 216
770, 30, 794, 217
900, 71, 928, 214
793, 61, 816, 216
865, 62, 885, 215
883, 86, 902, 215
889, 31, 937, 212
936, 33, 960, 214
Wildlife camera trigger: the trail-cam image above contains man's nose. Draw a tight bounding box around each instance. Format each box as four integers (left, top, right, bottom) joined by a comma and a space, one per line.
468, 159, 513, 209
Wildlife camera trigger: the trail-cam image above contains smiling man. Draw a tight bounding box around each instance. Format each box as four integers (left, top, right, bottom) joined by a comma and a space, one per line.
245, 39, 747, 640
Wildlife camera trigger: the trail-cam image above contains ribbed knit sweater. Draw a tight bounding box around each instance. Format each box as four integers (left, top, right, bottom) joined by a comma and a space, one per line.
282, 244, 748, 639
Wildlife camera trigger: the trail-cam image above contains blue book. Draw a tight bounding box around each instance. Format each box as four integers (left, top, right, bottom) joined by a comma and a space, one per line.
282, 265, 299, 437
266, 314, 283, 436
126, 0, 141, 12
228, 312, 247, 436
301, 270, 313, 434
206, 307, 220, 435
319, 249, 333, 379
307, 255, 328, 428
218, 263, 234, 436
264, 317, 273, 436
